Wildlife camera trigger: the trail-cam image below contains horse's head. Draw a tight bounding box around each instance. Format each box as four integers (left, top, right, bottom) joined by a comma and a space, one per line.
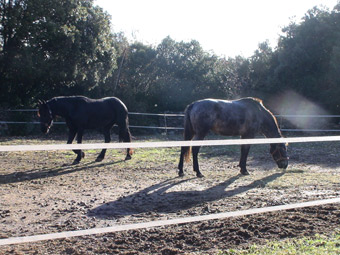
270, 143, 289, 169
37, 100, 53, 134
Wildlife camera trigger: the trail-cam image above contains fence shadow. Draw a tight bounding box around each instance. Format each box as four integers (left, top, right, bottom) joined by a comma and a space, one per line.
88, 172, 285, 218
0, 160, 124, 185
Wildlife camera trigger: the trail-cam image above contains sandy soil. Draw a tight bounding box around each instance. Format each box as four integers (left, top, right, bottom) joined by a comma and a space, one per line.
0, 134, 339, 254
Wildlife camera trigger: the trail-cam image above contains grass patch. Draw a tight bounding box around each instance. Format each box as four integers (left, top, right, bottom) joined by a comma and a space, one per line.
221, 232, 340, 255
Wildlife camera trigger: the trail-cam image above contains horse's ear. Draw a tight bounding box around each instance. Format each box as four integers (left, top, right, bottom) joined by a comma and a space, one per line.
38, 99, 46, 106
36, 100, 45, 115
36, 100, 41, 109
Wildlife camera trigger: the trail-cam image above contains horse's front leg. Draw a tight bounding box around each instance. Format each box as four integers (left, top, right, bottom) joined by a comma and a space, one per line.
67, 129, 81, 164
67, 129, 76, 145
73, 129, 85, 164
96, 130, 110, 162
239, 144, 251, 175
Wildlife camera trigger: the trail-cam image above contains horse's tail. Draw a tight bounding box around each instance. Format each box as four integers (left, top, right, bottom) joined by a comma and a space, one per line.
183, 104, 195, 162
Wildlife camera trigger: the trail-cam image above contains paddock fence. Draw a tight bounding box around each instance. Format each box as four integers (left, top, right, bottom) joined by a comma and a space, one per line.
0, 135, 340, 246
1, 109, 340, 246
2, 109, 340, 133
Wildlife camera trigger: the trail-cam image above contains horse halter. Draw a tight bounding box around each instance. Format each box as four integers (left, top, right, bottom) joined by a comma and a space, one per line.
46, 104, 53, 120
38, 102, 53, 129
271, 145, 289, 163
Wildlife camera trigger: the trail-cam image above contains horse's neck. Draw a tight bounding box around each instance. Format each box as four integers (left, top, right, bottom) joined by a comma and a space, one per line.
261, 112, 282, 138
48, 99, 67, 118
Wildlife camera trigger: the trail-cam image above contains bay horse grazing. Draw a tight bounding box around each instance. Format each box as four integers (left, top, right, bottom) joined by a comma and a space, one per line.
178, 98, 288, 177
38, 96, 133, 164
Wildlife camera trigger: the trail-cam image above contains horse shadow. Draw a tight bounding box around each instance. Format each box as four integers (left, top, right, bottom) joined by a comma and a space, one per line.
88, 171, 286, 219
0, 160, 124, 185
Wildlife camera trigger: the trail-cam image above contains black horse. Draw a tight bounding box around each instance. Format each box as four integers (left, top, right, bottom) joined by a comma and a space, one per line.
38, 96, 133, 164
178, 97, 288, 177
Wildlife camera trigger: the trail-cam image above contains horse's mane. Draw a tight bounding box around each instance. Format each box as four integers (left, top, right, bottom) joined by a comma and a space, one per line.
49, 95, 87, 101
241, 97, 273, 116
249, 97, 262, 104
238, 97, 263, 104
241, 97, 282, 137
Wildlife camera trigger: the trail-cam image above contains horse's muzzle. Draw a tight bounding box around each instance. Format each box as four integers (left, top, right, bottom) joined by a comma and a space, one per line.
277, 159, 288, 169
41, 124, 51, 134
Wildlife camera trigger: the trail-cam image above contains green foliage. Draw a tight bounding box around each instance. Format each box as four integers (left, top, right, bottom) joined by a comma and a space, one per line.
111, 37, 248, 112
2, 1, 340, 116
109, 3, 340, 113
250, 4, 340, 112
221, 232, 340, 255
0, 0, 117, 107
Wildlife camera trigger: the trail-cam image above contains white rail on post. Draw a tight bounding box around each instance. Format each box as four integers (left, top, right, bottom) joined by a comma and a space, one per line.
1, 136, 340, 152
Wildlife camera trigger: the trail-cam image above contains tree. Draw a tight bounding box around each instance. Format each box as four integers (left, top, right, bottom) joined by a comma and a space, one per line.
0, 0, 117, 107
273, 5, 340, 110
147, 37, 244, 111
108, 36, 249, 112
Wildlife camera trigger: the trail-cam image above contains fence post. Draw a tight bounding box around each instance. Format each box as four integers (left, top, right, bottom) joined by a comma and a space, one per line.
163, 113, 168, 135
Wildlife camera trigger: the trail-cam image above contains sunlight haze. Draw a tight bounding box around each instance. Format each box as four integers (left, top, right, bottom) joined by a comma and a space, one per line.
95, 0, 339, 58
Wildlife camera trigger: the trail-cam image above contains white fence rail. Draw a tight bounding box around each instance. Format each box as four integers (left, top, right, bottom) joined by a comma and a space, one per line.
1, 197, 339, 246
2, 135, 340, 152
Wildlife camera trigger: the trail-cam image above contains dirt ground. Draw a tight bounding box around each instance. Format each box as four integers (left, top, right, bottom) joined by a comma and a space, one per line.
0, 134, 339, 254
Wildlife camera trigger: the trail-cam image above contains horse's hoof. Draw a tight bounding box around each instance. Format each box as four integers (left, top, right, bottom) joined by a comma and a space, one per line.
72, 160, 80, 165
178, 172, 184, 177
196, 173, 204, 178
125, 155, 132, 161
95, 157, 103, 162
240, 170, 250, 175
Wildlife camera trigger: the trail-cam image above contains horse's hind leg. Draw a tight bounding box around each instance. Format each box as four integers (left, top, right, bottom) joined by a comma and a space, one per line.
192, 145, 204, 178
178, 146, 189, 177
122, 130, 132, 161
191, 132, 207, 178
96, 130, 110, 162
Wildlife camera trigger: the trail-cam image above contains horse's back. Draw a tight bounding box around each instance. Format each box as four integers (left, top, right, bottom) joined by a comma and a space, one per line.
190, 97, 263, 116
55, 96, 127, 113
52, 96, 128, 129
90, 97, 127, 113
85, 97, 129, 121
188, 98, 263, 136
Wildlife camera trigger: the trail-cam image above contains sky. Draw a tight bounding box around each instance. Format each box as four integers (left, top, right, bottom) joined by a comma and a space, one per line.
94, 0, 339, 58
